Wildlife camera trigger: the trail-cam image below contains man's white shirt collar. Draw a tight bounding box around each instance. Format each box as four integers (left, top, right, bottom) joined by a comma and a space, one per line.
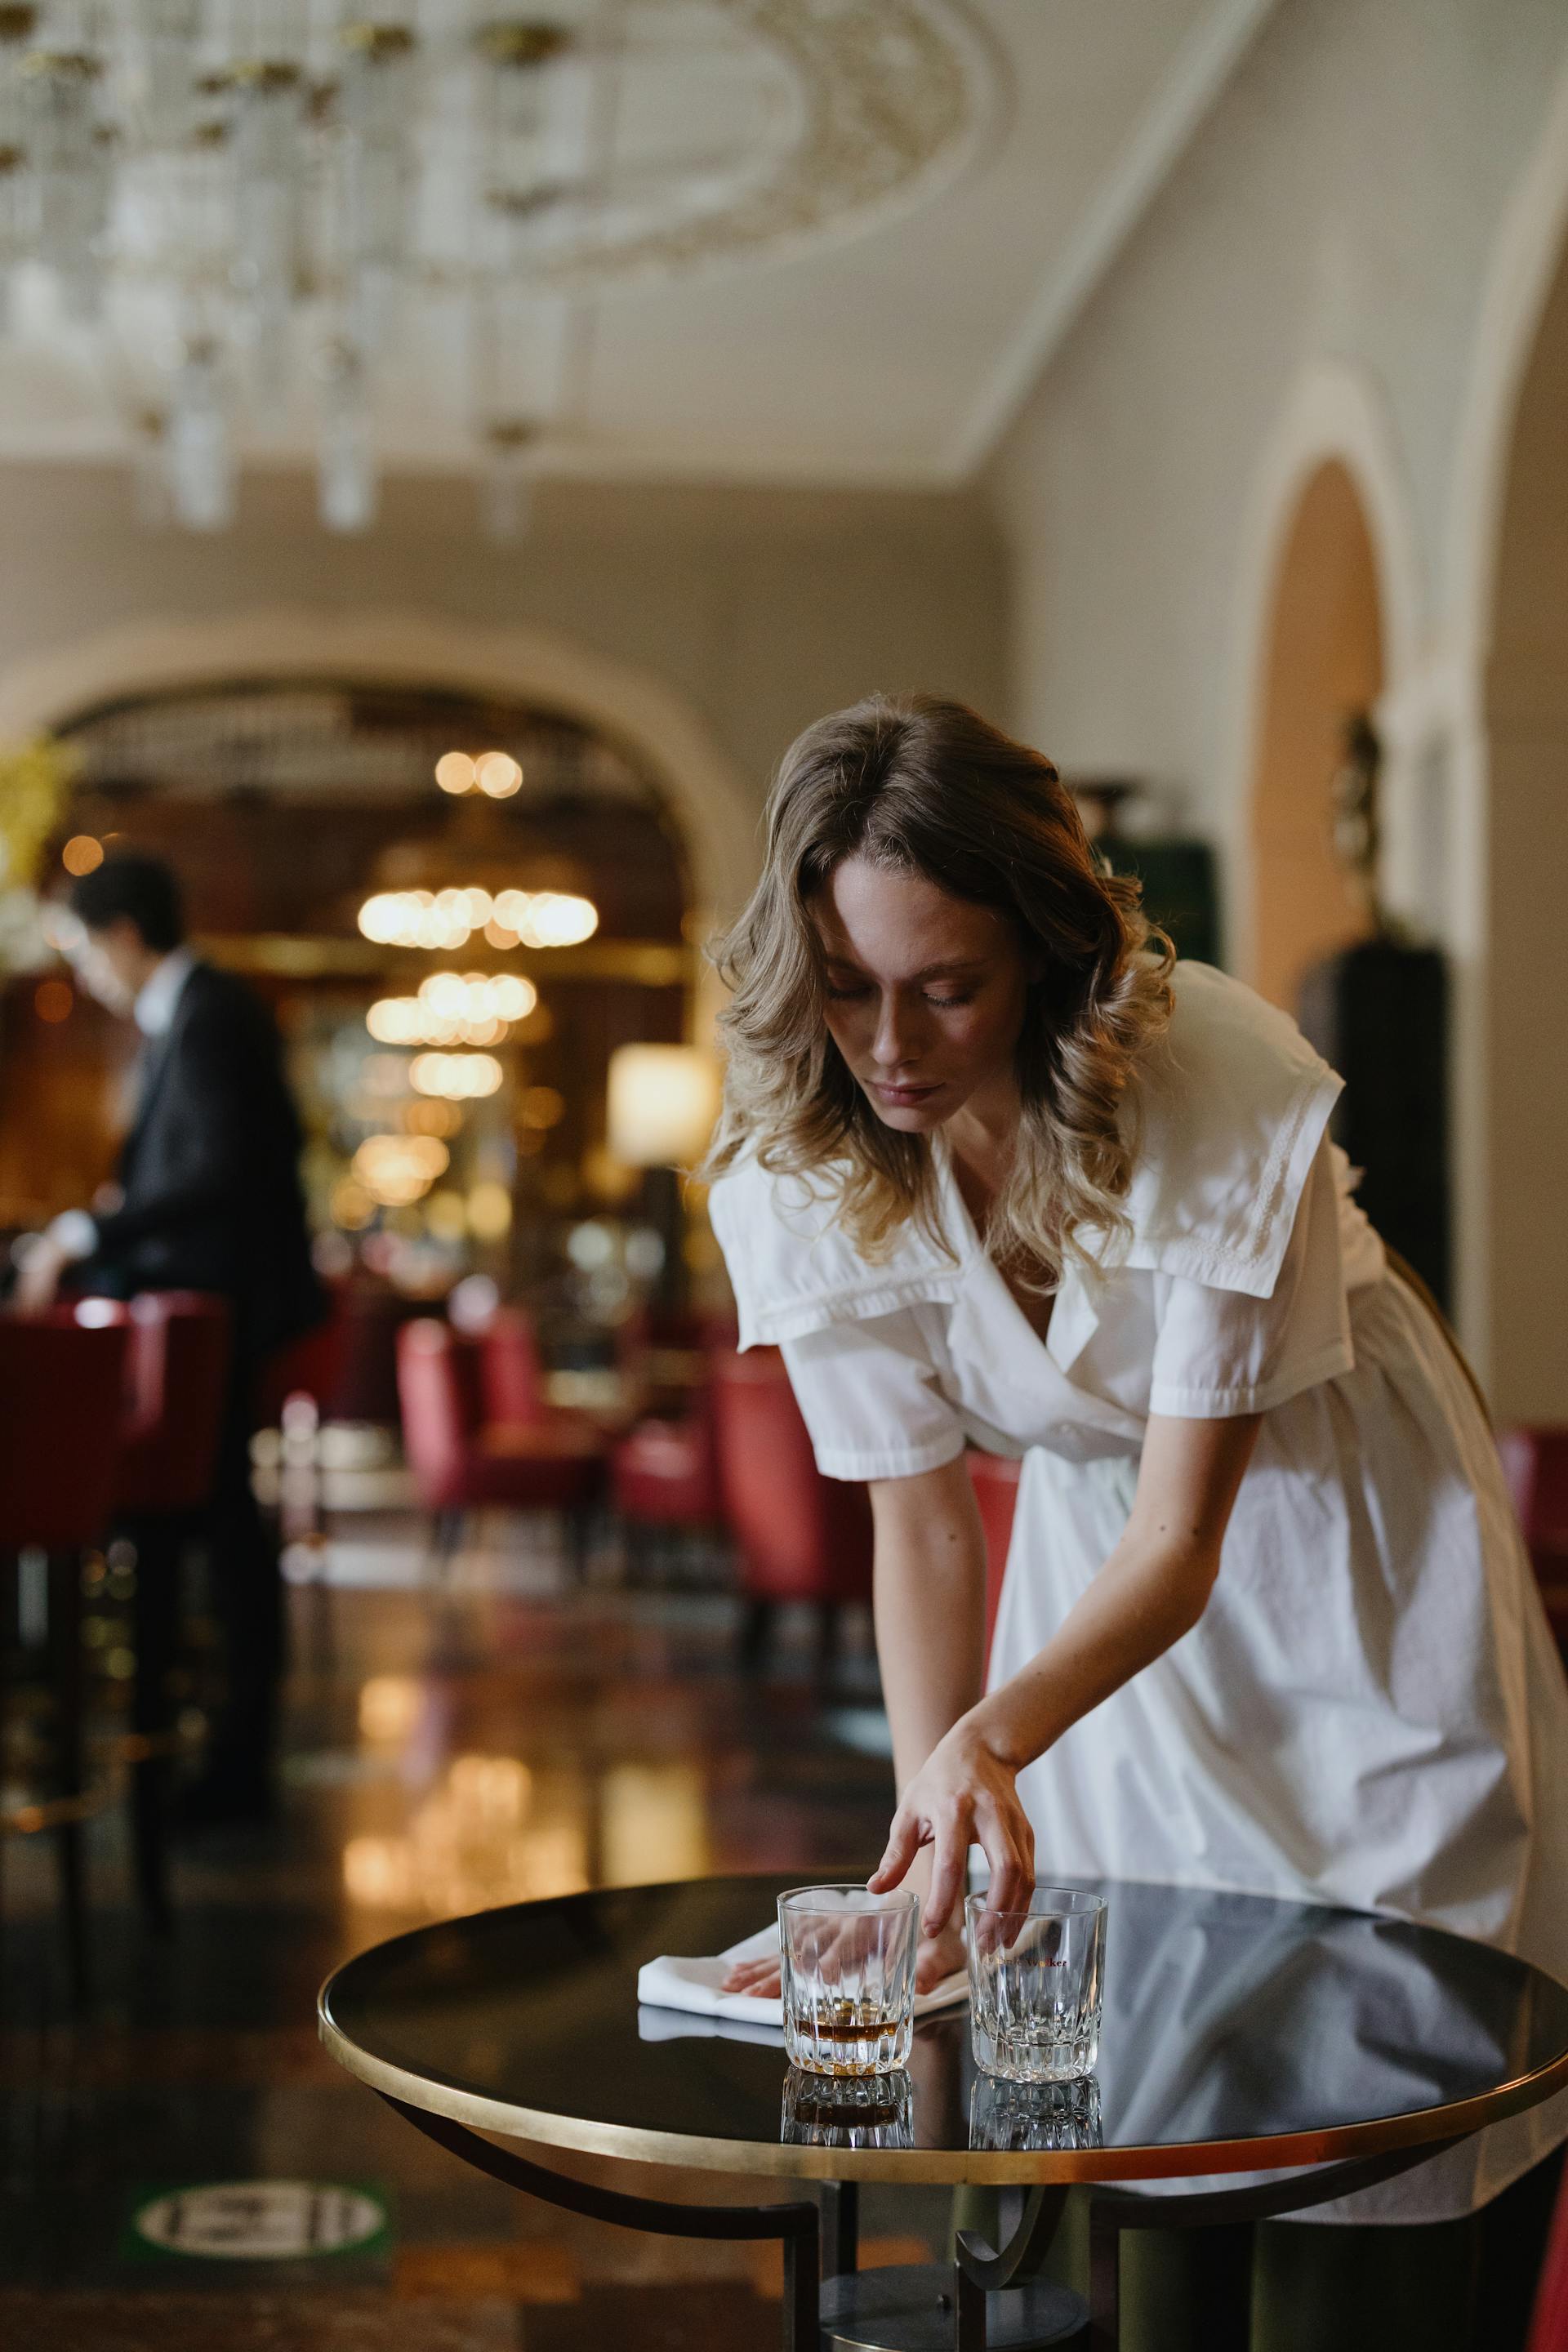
134, 946, 196, 1038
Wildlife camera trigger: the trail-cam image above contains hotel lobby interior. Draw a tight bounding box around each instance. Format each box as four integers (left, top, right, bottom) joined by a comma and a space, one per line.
2, 3, 1568, 2348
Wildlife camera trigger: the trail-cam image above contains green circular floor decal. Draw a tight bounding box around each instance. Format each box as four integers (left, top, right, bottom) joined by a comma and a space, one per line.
131, 2181, 387, 2261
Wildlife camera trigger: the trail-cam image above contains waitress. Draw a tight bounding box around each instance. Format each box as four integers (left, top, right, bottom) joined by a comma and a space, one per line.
706, 693, 1568, 2245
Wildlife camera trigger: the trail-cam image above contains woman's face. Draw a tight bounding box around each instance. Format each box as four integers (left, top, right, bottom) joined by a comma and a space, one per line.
811, 855, 1032, 1134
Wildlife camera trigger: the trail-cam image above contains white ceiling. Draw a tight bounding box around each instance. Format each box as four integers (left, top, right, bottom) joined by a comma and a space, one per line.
0, 0, 1277, 487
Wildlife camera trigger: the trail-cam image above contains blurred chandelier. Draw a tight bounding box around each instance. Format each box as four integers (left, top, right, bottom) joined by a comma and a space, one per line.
0, 0, 991, 534
357, 884, 597, 949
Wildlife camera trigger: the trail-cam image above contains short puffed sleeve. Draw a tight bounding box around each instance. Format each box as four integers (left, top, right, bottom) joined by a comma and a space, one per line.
780, 1306, 967, 1481
706, 1153, 968, 1479
1146, 1133, 1356, 1419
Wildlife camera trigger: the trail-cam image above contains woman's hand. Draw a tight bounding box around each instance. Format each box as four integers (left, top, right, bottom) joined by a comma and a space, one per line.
721, 1922, 965, 2000
867, 1717, 1034, 1936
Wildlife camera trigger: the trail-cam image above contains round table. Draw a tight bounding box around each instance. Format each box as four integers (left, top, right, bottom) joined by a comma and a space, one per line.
319, 1873, 1568, 2350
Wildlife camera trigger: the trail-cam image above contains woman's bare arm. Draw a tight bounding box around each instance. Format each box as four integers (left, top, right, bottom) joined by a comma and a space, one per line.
870, 1413, 1262, 1932
868, 1456, 989, 1808
723, 1455, 987, 1993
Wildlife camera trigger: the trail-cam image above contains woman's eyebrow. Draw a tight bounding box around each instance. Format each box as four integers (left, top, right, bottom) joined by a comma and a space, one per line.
821, 951, 989, 980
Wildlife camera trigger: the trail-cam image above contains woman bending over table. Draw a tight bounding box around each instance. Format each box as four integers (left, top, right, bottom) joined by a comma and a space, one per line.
706, 694, 1568, 2260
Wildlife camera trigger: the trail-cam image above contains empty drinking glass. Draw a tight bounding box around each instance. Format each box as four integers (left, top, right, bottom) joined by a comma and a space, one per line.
966, 1886, 1107, 2082
778, 1885, 920, 2075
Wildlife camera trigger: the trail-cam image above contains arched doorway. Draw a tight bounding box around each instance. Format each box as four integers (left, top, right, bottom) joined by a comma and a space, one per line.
1248, 459, 1384, 1012
1482, 229, 1568, 1421
0, 675, 702, 1350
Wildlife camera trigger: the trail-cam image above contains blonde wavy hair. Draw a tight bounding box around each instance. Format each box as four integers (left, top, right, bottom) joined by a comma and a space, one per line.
704, 694, 1174, 1287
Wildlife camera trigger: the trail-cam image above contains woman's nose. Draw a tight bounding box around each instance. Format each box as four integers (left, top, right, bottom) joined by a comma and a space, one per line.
872, 992, 920, 1069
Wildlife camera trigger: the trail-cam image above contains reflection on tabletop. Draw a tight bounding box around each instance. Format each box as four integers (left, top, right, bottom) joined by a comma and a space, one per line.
971, 2073, 1104, 2154
322, 1874, 1561, 2165
782, 2067, 915, 2150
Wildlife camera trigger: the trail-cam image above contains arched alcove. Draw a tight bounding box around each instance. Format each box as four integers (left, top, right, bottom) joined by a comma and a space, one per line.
1481, 230, 1568, 1420
0, 606, 760, 926
1247, 459, 1383, 1012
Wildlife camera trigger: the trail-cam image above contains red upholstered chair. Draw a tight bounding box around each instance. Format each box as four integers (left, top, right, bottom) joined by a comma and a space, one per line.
478, 1306, 551, 1428
707, 1345, 874, 1669
253, 1286, 347, 1430
396, 1318, 604, 1578
112, 1293, 232, 1927
117, 1292, 231, 1516
1530, 2158, 1568, 2352
0, 1302, 131, 1996
1497, 1428, 1568, 1656
966, 1450, 1022, 1676
611, 1390, 724, 1576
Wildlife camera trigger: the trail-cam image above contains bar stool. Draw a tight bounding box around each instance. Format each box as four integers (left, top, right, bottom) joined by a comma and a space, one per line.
0, 1302, 130, 2000
114, 1292, 232, 1929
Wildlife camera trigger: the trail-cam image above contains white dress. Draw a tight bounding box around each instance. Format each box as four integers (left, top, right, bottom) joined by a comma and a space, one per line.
708, 961, 1568, 2221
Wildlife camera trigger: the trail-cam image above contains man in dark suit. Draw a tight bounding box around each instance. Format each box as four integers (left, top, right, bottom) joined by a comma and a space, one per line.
22, 854, 323, 1820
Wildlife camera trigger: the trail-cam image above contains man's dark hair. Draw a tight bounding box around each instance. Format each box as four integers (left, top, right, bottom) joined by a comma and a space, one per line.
69, 854, 185, 954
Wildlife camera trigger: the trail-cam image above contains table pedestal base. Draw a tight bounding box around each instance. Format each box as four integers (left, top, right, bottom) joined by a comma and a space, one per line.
822, 2263, 1085, 2350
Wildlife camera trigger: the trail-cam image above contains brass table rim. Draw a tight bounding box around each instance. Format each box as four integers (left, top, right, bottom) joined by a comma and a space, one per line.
317, 1890, 1568, 2188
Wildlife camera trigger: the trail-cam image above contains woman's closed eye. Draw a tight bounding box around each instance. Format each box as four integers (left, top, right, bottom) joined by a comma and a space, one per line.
824, 982, 978, 1008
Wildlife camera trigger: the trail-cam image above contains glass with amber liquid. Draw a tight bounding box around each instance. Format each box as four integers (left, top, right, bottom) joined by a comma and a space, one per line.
777, 1885, 919, 2076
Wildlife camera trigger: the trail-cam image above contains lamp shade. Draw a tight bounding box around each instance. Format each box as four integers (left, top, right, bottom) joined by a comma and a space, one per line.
607, 1045, 721, 1169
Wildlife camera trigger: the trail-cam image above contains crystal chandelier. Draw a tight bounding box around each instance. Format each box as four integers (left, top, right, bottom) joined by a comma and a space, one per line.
0, 2, 991, 535
0, 1, 583, 534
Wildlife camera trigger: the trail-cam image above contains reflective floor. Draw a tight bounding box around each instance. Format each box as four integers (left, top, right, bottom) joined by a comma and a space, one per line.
0, 1514, 942, 2348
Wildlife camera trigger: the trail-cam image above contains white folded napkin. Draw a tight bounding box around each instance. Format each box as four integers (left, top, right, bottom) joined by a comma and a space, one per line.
636, 1922, 969, 2030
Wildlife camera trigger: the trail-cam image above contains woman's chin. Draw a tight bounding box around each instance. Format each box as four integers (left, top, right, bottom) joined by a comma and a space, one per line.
870, 1100, 946, 1133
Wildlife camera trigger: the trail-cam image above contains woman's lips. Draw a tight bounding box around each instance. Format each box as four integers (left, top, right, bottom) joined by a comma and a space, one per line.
871, 1079, 942, 1107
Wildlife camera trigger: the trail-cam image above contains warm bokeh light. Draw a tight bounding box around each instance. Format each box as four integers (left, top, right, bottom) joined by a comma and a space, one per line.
425, 1188, 469, 1243
330, 1178, 376, 1229
434, 751, 476, 795
491, 888, 598, 948
341, 1753, 587, 1918
359, 886, 595, 952
410, 1050, 504, 1100
366, 969, 537, 1050
519, 1084, 564, 1129
467, 1179, 513, 1240
358, 1675, 424, 1744
475, 750, 523, 798
61, 834, 103, 875
33, 978, 73, 1022
352, 1132, 451, 1204
607, 1044, 722, 1167
404, 1098, 463, 1138
599, 1762, 710, 1887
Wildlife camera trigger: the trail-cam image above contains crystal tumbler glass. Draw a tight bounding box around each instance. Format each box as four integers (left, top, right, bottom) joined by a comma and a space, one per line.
966, 1886, 1107, 2082
778, 1884, 920, 2076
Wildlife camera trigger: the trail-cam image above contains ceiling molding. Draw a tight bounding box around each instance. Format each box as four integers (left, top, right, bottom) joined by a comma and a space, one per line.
944, 0, 1282, 480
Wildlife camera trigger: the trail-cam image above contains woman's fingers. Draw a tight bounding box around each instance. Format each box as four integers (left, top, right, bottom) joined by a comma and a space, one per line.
922, 1806, 971, 1934
973, 1797, 1035, 1915
721, 1961, 781, 1994
867, 1808, 922, 1892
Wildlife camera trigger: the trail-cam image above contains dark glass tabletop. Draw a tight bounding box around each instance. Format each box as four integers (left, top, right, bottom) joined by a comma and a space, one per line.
318, 1873, 1568, 2184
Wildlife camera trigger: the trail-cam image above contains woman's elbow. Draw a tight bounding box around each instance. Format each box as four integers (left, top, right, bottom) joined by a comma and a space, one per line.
1152, 1545, 1223, 1645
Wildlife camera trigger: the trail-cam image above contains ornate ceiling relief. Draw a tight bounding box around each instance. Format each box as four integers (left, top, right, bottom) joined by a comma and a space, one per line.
0, 0, 996, 530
